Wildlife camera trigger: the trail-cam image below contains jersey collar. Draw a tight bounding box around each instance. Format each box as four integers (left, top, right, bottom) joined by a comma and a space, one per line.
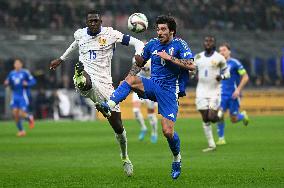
87, 27, 102, 36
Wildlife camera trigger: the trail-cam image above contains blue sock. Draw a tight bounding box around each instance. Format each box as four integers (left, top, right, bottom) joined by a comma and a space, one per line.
110, 81, 132, 104
237, 113, 244, 122
167, 132, 180, 156
217, 121, 225, 138
16, 119, 24, 131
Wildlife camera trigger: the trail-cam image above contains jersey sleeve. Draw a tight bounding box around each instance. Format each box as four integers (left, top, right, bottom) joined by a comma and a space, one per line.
178, 39, 193, 59
111, 29, 125, 43
219, 54, 227, 70
24, 70, 36, 87
235, 60, 247, 75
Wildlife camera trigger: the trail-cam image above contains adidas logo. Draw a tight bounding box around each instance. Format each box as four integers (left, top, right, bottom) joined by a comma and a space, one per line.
168, 113, 175, 118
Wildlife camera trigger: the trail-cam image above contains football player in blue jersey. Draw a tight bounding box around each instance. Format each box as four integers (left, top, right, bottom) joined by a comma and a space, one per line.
99, 15, 195, 179
217, 43, 250, 145
4, 59, 36, 136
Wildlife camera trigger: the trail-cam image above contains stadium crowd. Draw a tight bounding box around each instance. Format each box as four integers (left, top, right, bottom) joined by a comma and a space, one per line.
0, 0, 284, 31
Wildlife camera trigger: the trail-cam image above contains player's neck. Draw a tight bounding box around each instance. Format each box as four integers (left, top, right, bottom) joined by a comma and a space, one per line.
204, 50, 215, 57
87, 27, 101, 36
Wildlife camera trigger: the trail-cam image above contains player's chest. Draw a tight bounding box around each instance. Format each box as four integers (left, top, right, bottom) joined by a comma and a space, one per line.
78, 35, 114, 50
197, 57, 220, 69
12, 74, 24, 85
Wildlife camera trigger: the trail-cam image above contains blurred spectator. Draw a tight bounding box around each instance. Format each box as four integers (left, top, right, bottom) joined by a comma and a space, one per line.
0, 0, 283, 31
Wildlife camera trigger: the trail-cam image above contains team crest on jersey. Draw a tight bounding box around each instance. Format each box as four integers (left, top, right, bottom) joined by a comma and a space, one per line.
195, 54, 201, 59
211, 60, 218, 66
169, 47, 174, 55
98, 37, 107, 46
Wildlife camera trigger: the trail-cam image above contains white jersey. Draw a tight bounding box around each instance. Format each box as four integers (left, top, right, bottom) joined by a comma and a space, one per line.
195, 51, 227, 98
62, 27, 125, 84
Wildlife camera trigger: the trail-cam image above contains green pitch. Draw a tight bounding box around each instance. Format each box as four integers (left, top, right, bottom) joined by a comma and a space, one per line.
0, 116, 283, 187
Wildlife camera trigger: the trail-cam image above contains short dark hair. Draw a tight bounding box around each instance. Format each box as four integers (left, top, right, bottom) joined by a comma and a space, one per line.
86, 10, 101, 19
220, 42, 231, 50
156, 15, 177, 36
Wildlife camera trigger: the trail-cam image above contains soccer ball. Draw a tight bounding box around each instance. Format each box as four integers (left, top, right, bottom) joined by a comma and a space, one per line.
127, 13, 148, 33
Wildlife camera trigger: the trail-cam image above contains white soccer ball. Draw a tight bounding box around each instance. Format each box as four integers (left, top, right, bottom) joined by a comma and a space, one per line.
127, 13, 148, 33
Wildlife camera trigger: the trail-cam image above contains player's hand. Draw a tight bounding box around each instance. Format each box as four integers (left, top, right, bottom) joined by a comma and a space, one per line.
50, 59, 64, 70
3, 80, 9, 87
232, 89, 240, 99
157, 51, 171, 61
216, 75, 224, 82
22, 80, 28, 87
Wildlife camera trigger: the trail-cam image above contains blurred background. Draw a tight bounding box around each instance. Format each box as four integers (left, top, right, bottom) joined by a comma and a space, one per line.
0, 0, 284, 120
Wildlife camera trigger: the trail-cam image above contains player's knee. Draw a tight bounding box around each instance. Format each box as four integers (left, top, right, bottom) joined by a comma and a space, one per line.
125, 76, 137, 86
162, 128, 174, 139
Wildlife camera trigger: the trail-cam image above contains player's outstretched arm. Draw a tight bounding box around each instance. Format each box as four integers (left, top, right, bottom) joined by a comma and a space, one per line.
157, 51, 195, 71
50, 40, 78, 70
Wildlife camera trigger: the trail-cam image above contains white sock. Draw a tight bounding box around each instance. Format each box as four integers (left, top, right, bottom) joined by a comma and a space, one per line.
148, 113, 158, 136
202, 122, 216, 148
115, 129, 128, 159
133, 108, 147, 131
173, 153, 181, 162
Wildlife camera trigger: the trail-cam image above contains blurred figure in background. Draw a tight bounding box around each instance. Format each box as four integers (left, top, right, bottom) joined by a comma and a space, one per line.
4, 59, 36, 136
132, 60, 158, 143
194, 36, 229, 152
217, 43, 250, 145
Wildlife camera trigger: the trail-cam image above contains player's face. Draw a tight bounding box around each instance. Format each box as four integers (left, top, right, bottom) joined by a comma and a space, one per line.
86, 14, 102, 33
156, 24, 173, 44
204, 37, 215, 50
219, 46, 231, 60
14, 60, 23, 71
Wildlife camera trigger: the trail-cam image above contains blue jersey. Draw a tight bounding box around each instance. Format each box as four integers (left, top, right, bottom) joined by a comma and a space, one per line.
221, 58, 246, 96
5, 69, 36, 98
142, 37, 193, 94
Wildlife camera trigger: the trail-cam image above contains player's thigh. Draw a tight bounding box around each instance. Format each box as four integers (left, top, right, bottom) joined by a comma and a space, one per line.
146, 100, 156, 110
220, 95, 230, 112
91, 78, 121, 112
195, 98, 209, 110
140, 78, 157, 102
156, 89, 178, 122
208, 97, 220, 111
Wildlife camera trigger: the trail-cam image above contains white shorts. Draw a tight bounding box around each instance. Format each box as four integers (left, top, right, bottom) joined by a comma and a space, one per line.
132, 92, 156, 110
195, 97, 220, 111
75, 75, 120, 112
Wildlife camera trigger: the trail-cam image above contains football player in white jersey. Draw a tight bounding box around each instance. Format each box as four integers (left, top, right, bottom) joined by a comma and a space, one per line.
49, 10, 144, 176
194, 36, 230, 152
131, 59, 158, 143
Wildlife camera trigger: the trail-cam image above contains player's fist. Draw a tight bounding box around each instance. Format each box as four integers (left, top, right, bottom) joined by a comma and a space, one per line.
216, 75, 224, 82
50, 59, 64, 70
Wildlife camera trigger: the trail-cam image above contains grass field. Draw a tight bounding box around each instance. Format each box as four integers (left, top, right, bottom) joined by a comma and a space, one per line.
0, 116, 284, 187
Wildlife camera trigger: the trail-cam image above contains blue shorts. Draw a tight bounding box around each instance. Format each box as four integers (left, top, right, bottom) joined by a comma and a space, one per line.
141, 77, 178, 122
220, 95, 240, 116
10, 96, 29, 112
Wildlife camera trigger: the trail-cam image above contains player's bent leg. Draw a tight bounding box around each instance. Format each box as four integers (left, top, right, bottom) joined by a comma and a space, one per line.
19, 110, 34, 129
161, 118, 181, 179
108, 111, 133, 177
